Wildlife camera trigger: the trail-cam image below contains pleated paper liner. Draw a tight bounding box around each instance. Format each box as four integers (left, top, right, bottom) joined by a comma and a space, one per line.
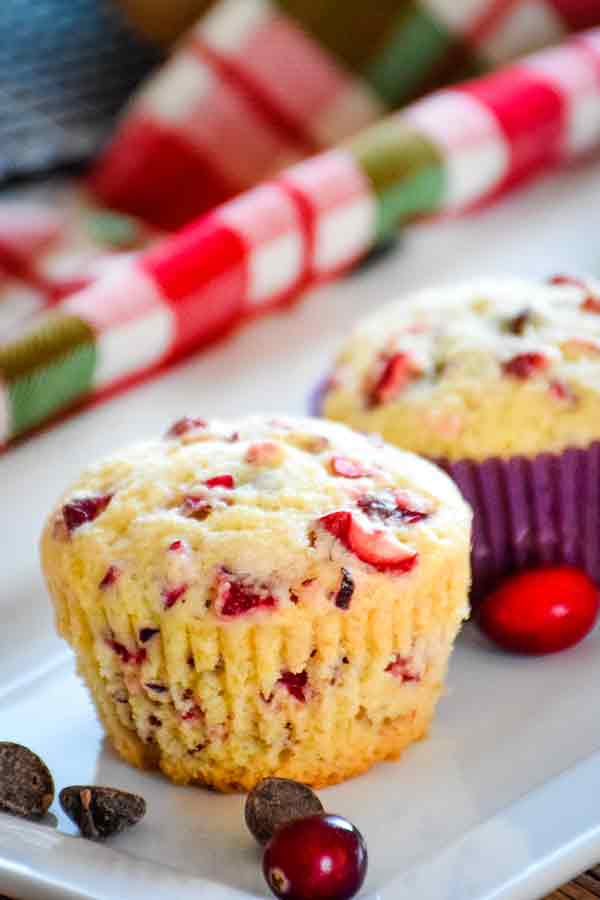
310, 378, 600, 599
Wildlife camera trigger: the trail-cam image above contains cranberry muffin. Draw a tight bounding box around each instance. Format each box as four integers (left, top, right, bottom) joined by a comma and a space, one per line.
41, 416, 471, 790
321, 276, 600, 594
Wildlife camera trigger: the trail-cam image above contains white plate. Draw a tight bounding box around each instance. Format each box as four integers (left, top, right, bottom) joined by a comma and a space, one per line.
2, 164, 600, 900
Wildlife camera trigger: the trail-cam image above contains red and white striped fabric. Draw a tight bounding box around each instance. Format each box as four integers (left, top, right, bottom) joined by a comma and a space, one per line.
405, 30, 600, 213
89, 0, 383, 229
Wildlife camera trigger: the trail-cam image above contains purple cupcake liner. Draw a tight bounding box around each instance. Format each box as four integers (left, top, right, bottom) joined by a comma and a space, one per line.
310, 377, 600, 599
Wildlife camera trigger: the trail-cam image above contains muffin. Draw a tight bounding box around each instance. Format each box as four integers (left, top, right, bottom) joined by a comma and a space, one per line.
41, 415, 471, 791
321, 275, 600, 595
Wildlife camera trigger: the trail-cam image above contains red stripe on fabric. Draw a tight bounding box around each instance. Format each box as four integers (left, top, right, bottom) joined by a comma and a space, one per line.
465, 0, 522, 45
141, 217, 248, 356
0, 243, 55, 299
546, 0, 600, 31
191, 38, 318, 158
88, 116, 237, 230
460, 67, 566, 194
274, 177, 316, 300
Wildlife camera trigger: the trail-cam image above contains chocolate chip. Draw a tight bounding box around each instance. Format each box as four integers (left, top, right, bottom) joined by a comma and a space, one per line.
0, 743, 54, 819
334, 568, 355, 610
245, 777, 324, 845
59, 786, 146, 840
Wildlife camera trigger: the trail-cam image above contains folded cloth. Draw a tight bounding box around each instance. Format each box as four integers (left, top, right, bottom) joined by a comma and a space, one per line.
0, 193, 158, 337
2, 27, 600, 449
89, 0, 600, 228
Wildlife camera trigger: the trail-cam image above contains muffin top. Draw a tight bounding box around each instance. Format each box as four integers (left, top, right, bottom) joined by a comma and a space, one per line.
322, 276, 600, 460
42, 416, 470, 625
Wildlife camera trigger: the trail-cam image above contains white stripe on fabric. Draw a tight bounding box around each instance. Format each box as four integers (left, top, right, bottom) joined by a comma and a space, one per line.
218, 183, 305, 306
62, 260, 175, 387
525, 46, 600, 157
313, 194, 376, 273
286, 150, 377, 274
196, 0, 271, 54
139, 52, 212, 124
405, 91, 509, 209
0, 283, 45, 337
480, 0, 564, 65
420, 0, 491, 33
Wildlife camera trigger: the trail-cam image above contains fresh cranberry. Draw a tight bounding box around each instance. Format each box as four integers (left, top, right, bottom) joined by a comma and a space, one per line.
477, 567, 599, 655
162, 584, 188, 609
278, 670, 308, 702
263, 813, 367, 900
502, 352, 548, 379
368, 352, 420, 407
215, 570, 277, 618
99, 565, 120, 589
319, 511, 418, 573
329, 457, 371, 478
385, 654, 420, 682
62, 494, 112, 532
168, 540, 185, 553
333, 568, 354, 610
166, 416, 207, 437
204, 474, 235, 489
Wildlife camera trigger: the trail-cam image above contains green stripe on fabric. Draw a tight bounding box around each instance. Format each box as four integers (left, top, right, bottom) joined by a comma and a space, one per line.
348, 120, 445, 241
365, 3, 453, 106
274, 0, 402, 80
0, 314, 96, 435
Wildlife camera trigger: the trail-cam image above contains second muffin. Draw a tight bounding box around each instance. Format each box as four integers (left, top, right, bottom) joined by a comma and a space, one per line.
41, 415, 471, 791
321, 276, 600, 594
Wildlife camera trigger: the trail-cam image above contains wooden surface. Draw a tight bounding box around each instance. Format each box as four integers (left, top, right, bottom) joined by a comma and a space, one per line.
1, 866, 600, 899
545, 865, 600, 899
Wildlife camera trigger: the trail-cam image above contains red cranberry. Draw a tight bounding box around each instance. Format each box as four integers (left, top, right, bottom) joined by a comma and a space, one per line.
166, 417, 207, 437
502, 352, 548, 380
319, 510, 418, 573
204, 474, 235, 489
168, 540, 185, 553
329, 457, 370, 479
263, 813, 367, 900
162, 584, 188, 609
477, 566, 599, 655
215, 570, 277, 618
278, 670, 308, 702
99, 565, 120, 589
62, 494, 112, 532
368, 351, 420, 407
385, 654, 420, 682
